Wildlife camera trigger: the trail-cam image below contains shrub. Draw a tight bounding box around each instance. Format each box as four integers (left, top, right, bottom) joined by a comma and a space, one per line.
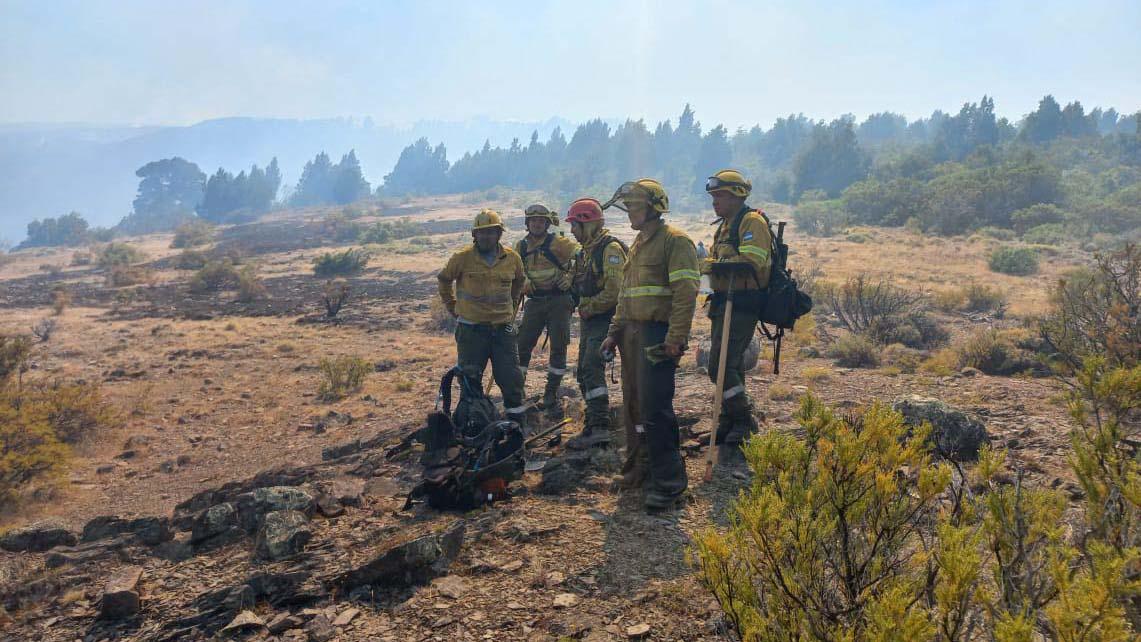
321, 280, 351, 318
50, 285, 71, 316
823, 275, 925, 336
104, 265, 152, 288
956, 328, 1038, 376
321, 211, 361, 242
882, 343, 923, 373
793, 199, 849, 237
692, 394, 1140, 640
427, 297, 457, 334
865, 311, 949, 349
1010, 203, 1065, 234
189, 260, 240, 293
767, 383, 796, 401
70, 251, 93, 267
170, 220, 214, 248
0, 335, 32, 383
97, 243, 146, 269
317, 356, 370, 401
313, 248, 369, 277
1022, 223, 1067, 246
235, 266, 266, 302
977, 226, 1017, 241
801, 366, 832, 382
1039, 244, 1140, 370
32, 319, 56, 343
988, 245, 1039, 276
174, 250, 209, 270
826, 333, 880, 368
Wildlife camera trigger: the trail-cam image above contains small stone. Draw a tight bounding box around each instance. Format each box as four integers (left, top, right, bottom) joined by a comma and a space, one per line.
432, 575, 469, 599
626, 623, 651, 638
500, 559, 524, 573
255, 510, 312, 560
99, 565, 143, 620
332, 607, 360, 627
221, 610, 264, 635
507, 601, 526, 610
553, 593, 579, 608
304, 614, 335, 642
267, 613, 303, 634
546, 571, 565, 586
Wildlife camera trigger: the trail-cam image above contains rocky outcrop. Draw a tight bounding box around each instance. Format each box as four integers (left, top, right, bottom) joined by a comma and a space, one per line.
255, 510, 312, 560
0, 521, 77, 552
334, 520, 465, 591
893, 395, 991, 461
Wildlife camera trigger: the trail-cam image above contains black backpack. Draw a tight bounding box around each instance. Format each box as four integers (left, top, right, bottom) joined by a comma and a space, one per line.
725, 208, 813, 330
403, 368, 525, 511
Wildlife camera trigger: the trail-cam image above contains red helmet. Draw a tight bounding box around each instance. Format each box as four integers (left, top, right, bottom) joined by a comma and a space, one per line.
565, 198, 603, 223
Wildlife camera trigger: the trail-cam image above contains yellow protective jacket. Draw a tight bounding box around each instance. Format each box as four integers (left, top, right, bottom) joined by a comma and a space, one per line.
437, 244, 525, 325
702, 206, 773, 291
608, 219, 700, 347
515, 233, 578, 293
575, 229, 627, 320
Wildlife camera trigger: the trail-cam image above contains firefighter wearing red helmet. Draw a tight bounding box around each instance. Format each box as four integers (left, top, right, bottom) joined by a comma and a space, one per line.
563, 198, 628, 450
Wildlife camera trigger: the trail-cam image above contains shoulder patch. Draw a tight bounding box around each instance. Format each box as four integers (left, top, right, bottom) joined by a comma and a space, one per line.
742, 231, 754, 241
608, 255, 621, 265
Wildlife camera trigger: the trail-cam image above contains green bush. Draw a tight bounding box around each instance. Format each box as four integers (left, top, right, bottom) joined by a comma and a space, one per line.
1022, 223, 1067, 246
317, 356, 370, 401
793, 199, 849, 237
956, 328, 1039, 375
313, 248, 369, 277
988, 245, 1039, 275
97, 243, 146, 269
174, 250, 209, 270
826, 333, 880, 368
170, 219, 215, 248
189, 260, 241, 293
1010, 203, 1065, 233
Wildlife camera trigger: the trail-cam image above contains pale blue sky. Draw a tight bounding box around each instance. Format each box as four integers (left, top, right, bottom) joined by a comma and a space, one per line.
2, 0, 1138, 128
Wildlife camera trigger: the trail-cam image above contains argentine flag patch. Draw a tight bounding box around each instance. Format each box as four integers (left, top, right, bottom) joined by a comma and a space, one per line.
608, 255, 621, 264
742, 231, 754, 241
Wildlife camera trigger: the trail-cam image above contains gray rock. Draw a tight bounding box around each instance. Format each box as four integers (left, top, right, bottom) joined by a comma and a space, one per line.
255, 510, 312, 560
235, 486, 314, 532
0, 521, 77, 552
304, 614, 335, 642
892, 396, 991, 461
696, 336, 762, 372
82, 515, 170, 546
267, 613, 303, 634
191, 503, 238, 543
335, 520, 465, 590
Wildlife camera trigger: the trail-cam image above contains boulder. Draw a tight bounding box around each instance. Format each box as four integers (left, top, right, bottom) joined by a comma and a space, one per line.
81, 515, 170, 546
190, 503, 239, 544
99, 565, 143, 620
255, 511, 312, 560
234, 486, 314, 532
0, 521, 77, 552
335, 520, 465, 591
892, 396, 990, 461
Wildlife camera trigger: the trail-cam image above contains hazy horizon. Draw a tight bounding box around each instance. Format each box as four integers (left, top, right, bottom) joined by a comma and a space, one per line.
3, 1, 1139, 130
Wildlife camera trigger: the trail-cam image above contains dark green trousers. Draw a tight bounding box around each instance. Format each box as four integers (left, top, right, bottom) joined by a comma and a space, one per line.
576, 313, 613, 430
708, 301, 760, 445
517, 293, 574, 377
455, 322, 526, 416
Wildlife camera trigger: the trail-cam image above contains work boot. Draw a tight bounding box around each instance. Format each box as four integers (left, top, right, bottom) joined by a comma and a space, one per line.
506, 411, 529, 438
714, 407, 734, 444
542, 376, 563, 419
566, 425, 611, 451
717, 442, 750, 480
643, 488, 685, 513
619, 443, 648, 490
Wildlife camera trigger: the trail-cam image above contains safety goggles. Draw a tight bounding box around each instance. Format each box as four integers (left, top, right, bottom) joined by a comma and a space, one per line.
601, 181, 657, 212
705, 176, 749, 193
524, 204, 552, 217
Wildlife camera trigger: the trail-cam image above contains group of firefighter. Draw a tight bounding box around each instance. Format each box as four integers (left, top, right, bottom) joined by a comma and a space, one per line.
436, 169, 773, 512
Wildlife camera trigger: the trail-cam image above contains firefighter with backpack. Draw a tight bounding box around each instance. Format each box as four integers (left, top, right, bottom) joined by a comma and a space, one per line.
515, 204, 579, 418
701, 169, 773, 472
563, 197, 628, 450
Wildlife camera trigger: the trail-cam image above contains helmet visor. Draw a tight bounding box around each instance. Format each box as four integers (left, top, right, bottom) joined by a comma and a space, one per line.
601, 181, 643, 212
705, 176, 748, 193
524, 204, 552, 217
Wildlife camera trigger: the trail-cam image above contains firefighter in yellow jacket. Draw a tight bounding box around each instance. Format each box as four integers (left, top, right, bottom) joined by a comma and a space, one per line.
701, 169, 773, 471
515, 204, 579, 417
599, 179, 700, 511
437, 209, 529, 425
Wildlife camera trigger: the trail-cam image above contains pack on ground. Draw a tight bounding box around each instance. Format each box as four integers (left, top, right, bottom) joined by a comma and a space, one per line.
402, 367, 525, 511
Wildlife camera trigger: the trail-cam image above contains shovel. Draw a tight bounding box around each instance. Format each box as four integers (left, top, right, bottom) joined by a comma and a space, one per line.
704, 263, 752, 483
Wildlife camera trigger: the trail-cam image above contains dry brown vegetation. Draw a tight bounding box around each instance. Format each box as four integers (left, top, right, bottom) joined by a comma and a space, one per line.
0, 193, 1129, 640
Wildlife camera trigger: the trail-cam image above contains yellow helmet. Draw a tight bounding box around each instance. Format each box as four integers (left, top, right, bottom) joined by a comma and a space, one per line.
705, 169, 752, 198
524, 203, 559, 226
602, 178, 669, 214
472, 208, 505, 231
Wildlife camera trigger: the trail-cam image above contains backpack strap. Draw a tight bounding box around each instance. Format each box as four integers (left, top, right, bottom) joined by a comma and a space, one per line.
589, 235, 627, 277
726, 207, 777, 287
518, 234, 567, 272
438, 367, 459, 416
